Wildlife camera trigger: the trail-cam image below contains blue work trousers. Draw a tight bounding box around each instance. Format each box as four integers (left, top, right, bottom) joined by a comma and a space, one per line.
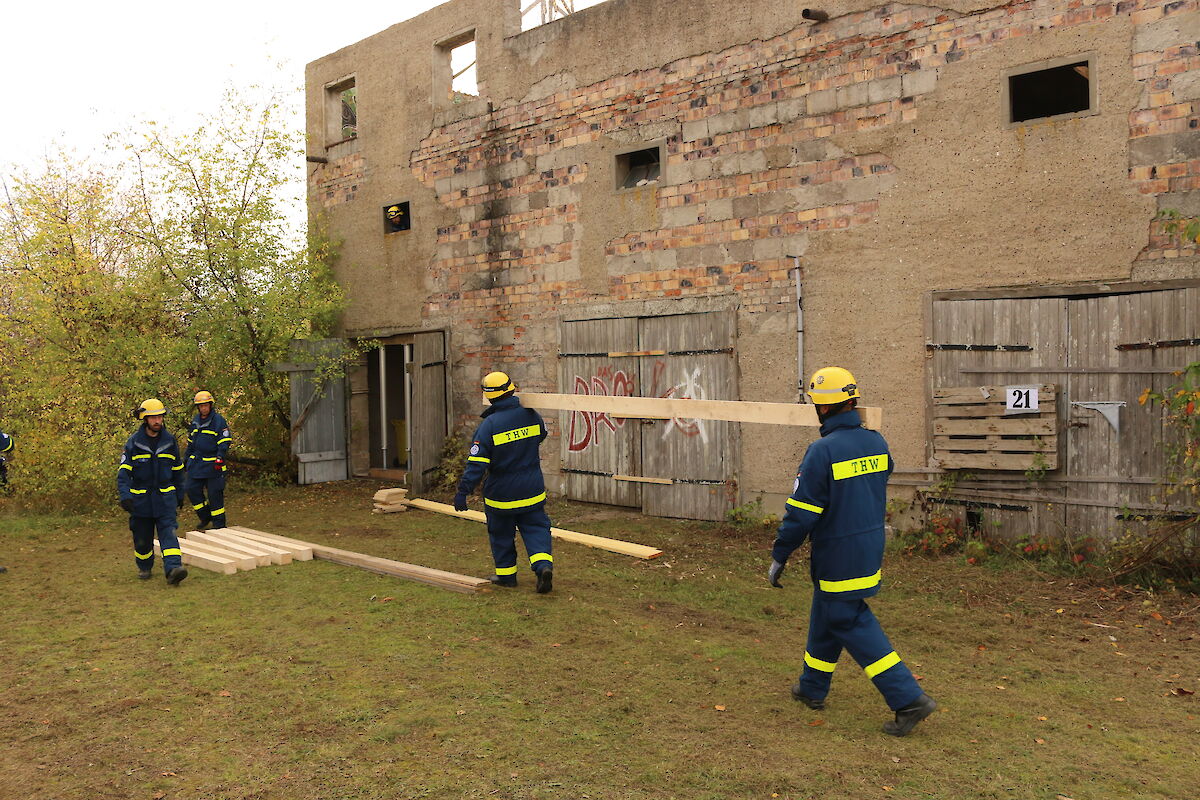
798, 593, 923, 711
485, 506, 553, 583
186, 472, 226, 528
130, 512, 182, 575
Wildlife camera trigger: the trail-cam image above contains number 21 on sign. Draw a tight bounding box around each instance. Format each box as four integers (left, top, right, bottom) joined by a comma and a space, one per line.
1005, 385, 1039, 414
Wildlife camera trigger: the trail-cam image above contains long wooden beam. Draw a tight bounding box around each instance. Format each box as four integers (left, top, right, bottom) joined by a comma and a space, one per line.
203, 529, 294, 565
400, 498, 664, 560
516, 392, 882, 430
226, 527, 491, 595
155, 539, 238, 575
221, 529, 313, 561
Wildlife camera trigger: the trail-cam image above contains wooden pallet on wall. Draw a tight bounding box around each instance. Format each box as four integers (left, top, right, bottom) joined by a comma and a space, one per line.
931, 384, 1058, 472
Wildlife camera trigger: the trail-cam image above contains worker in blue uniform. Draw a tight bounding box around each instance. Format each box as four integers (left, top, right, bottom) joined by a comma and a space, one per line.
0, 428, 13, 487
768, 367, 936, 736
183, 390, 232, 529
118, 399, 188, 584
453, 372, 554, 593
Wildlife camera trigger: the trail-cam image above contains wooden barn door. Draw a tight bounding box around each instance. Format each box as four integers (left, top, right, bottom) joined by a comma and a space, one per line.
409, 330, 448, 493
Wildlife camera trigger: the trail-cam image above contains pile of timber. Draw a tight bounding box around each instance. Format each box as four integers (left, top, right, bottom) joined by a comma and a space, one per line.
383, 491, 664, 560
373, 487, 409, 513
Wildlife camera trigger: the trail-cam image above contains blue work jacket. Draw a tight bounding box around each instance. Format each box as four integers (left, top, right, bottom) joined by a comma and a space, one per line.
184, 411, 231, 478
456, 395, 548, 512
117, 425, 184, 517
0, 430, 12, 453
771, 408, 893, 600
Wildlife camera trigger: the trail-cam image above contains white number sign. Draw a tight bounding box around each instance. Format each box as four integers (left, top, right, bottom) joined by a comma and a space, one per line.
1005, 385, 1039, 415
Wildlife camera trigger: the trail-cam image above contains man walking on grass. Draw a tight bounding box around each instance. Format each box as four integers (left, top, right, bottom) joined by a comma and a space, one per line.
118, 399, 188, 585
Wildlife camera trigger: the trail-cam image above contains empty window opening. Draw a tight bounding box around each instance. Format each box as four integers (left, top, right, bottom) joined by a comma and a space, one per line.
616, 146, 661, 190
1008, 60, 1091, 123
450, 38, 477, 99
326, 78, 357, 143
520, 0, 611, 31
383, 201, 411, 234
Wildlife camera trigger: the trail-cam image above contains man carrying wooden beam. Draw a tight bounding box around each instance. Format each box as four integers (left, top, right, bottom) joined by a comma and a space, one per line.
453, 372, 554, 593
768, 367, 936, 736
118, 399, 188, 585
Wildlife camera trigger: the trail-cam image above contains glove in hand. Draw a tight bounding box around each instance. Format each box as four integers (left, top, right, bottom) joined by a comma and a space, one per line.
453, 492, 469, 512
120, 498, 134, 513
768, 559, 786, 588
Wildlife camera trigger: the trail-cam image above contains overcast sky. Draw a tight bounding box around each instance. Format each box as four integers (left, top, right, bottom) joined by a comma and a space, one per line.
0, 0, 608, 177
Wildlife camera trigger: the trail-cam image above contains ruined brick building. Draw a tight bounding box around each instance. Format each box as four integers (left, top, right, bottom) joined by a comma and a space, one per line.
303, 0, 1200, 536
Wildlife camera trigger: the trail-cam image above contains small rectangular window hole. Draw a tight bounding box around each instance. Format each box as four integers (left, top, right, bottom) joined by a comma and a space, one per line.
383, 201, 411, 234
1008, 60, 1091, 123
616, 146, 662, 190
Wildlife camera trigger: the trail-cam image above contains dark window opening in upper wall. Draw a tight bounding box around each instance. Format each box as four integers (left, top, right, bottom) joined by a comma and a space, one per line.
616, 146, 661, 190
384, 202, 411, 234
326, 78, 357, 144
1009, 61, 1091, 123
450, 38, 478, 100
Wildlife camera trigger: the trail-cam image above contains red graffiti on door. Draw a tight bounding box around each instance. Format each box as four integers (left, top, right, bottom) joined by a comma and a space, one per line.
567, 369, 636, 452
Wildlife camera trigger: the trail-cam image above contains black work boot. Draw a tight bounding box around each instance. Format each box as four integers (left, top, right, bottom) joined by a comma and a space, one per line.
536, 568, 554, 594
790, 682, 826, 710
883, 693, 937, 736
137, 569, 153, 581
166, 567, 189, 586
488, 575, 517, 588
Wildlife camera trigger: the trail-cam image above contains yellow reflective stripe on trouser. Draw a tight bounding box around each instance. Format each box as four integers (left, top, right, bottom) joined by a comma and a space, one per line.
484, 492, 546, 509
129, 488, 147, 494
135, 550, 153, 560
217, 438, 232, 444
530, 553, 553, 565
161, 548, 182, 558
495, 565, 518, 575
172, 464, 184, 471
202, 457, 217, 461
804, 651, 837, 672
210, 508, 225, 516
159, 487, 175, 493
786, 498, 824, 514
468, 456, 490, 463
193, 502, 207, 510
818, 570, 881, 593
492, 424, 541, 446
864, 651, 901, 678
831, 454, 889, 480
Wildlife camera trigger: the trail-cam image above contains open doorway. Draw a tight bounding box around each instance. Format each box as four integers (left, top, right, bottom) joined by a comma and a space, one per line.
366, 341, 413, 472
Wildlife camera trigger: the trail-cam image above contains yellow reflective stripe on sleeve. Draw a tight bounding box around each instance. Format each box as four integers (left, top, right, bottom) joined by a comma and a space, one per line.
135, 550, 153, 560
202, 457, 218, 461
495, 565, 518, 576
529, 553, 553, 565
132, 454, 151, 460
831, 454, 889, 480
193, 502, 207, 510
210, 507, 225, 516
119, 464, 133, 471
818, 570, 882, 593
864, 651, 901, 678
786, 498, 824, 514
161, 548, 182, 558
484, 492, 547, 509
172, 464, 184, 471
467, 456, 491, 463
804, 651, 838, 673
217, 438, 232, 444
129, 488, 148, 494
492, 424, 541, 445
159, 487, 175, 493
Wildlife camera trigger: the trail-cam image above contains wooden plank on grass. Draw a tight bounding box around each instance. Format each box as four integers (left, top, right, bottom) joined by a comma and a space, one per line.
227, 527, 490, 594
186, 531, 275, 566
154, 539, 237, 575
220, 529, 313, 561
518, 392, 882, 430
202, 529, 293, 565
373, 487, 409, 503
400, 498, 664, 560
174, 536, 257, 571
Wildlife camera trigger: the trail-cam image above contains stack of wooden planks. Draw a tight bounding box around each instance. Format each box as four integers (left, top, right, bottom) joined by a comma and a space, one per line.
373, 487, 410, 513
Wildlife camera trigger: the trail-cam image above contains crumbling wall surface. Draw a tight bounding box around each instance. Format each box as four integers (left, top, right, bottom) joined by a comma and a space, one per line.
309, 0, 1198, 504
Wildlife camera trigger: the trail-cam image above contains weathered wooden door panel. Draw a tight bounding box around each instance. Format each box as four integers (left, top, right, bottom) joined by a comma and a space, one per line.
410, 331, 448, 493
639, 311, 738, 521
289, 339, 349, 485
559, 318, 642, 507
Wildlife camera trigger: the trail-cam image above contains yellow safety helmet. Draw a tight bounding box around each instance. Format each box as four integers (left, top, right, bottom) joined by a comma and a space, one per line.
482, 371, 516, 400
194, 390, 215, 405
806, 366, 860, 404
136, 398, 169, 420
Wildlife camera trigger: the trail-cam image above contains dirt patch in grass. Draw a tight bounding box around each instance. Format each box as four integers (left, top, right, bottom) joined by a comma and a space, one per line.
3, 483, 1199, 800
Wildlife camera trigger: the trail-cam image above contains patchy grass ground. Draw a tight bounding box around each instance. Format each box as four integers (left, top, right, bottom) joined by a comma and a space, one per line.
1, 480, 1198, 800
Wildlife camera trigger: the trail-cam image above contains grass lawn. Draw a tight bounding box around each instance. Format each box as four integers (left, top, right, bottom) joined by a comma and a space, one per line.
1, 480, 1197, 800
